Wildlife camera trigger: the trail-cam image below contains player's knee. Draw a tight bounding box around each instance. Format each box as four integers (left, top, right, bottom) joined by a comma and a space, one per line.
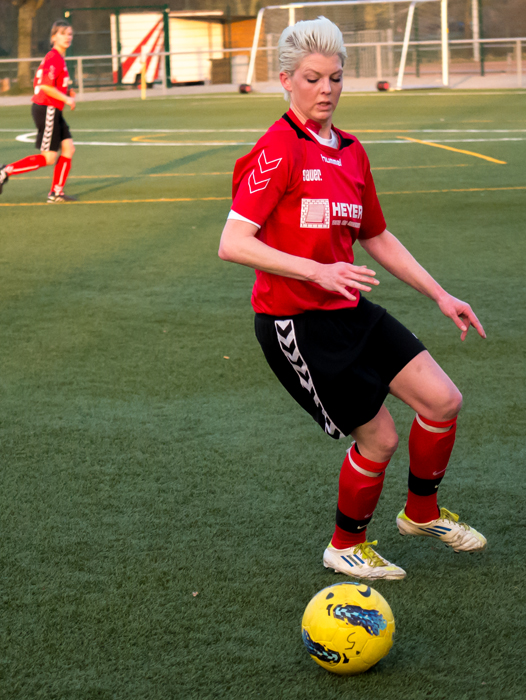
360, 431, 398, 463
430, 386, 463, 421
61, 147, 74, 159
381, 431, 399, 459
44, 151, 57, 166
446, 388, 463, 418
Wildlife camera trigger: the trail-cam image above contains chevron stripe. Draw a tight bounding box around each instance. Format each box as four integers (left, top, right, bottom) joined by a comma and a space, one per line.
258, 149, 282, 173
277, 333, 295, 350
248, 170, 271, 193
274, 319, 344, 439
41, 106, 55, 152
275, 321, 292, 337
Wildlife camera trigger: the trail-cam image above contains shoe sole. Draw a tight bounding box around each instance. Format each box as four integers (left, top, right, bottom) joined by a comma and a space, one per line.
323, 563, 406, 580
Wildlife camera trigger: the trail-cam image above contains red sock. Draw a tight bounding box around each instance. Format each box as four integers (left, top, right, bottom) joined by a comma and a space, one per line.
331, 443, 390, 549
50, 156, 72, 195
405, 414, 457, 523
6, 154, 47, 176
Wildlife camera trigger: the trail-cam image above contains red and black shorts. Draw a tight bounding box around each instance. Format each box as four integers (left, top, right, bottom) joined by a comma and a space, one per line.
32, 103, 71, 152
255, 296, 426, 439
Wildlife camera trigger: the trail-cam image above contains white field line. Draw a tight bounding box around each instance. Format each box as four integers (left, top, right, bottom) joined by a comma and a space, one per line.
12, 130, 526, 147
12, 131, 526, 148
3, 128, 526, 134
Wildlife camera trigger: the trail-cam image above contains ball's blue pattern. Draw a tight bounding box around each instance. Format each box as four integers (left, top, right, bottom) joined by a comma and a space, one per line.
332, 604, 387, 636
302, 629, 341, 665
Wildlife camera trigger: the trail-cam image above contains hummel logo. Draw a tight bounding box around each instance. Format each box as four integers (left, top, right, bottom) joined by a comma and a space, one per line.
321, 154, 341, 166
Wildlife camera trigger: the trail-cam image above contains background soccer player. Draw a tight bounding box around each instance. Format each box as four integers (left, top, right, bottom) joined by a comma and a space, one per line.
0, 20, 76, 203
219, 17, 487, 581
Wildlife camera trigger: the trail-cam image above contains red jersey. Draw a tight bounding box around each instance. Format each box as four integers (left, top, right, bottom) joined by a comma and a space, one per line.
231, 109, 386, 316
32, 49, 70, 110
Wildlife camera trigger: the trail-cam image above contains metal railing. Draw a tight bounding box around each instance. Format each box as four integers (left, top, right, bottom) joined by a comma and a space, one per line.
0, 37, 524, 95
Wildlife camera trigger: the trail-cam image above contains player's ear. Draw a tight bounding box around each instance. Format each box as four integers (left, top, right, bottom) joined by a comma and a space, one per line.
279, 71, 293, 95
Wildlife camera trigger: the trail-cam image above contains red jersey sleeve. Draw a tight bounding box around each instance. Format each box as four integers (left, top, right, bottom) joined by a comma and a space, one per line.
355, 143, 386, 240
231, 131, 300, 227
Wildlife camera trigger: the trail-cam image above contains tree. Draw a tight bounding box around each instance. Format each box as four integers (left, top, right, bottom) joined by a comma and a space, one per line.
13, 0, 46, 90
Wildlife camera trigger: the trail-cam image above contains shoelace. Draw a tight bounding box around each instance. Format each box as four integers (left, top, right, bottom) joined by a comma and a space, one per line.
355, 540, 387, 567
439, 508, 469, 530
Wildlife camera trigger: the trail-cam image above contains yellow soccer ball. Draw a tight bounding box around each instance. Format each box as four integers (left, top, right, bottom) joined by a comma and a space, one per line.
301, 582, 395, 675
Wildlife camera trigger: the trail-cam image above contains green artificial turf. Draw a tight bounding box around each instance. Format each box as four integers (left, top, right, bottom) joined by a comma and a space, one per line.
0, 90, 525, 699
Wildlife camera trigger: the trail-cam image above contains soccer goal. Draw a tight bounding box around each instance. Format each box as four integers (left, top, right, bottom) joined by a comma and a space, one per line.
245, 0, 449, 90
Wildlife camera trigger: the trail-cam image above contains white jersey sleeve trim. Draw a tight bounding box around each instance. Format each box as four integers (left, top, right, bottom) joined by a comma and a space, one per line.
228, 210, 261, 229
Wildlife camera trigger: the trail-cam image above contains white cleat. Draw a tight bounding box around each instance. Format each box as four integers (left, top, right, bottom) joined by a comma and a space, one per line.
323, 540, 406, 580
396, 507, 487, 552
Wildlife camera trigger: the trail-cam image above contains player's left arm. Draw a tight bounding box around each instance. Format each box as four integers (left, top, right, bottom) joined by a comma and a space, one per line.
359, 229, 486, 341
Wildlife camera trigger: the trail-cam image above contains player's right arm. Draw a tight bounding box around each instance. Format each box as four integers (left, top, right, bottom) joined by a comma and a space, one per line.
219, 218, 378, 302
38, 84, 75, 110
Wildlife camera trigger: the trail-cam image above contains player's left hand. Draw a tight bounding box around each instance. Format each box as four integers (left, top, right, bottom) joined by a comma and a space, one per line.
69, 89, 76, 98
437, 293, 486, 341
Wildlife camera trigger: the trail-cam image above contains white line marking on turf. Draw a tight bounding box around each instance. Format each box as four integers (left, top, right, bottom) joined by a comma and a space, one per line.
5, 128, 526, 134
13, 131, 526, 147
14, 133, 252, 146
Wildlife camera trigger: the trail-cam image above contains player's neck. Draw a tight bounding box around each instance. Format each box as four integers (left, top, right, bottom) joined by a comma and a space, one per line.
53, 44, 67, 57
289, 105, 332, 140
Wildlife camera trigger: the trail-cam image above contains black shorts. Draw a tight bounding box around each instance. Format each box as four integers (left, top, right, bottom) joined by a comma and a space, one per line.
32, 103, 71, 152
255, 297, 426, 439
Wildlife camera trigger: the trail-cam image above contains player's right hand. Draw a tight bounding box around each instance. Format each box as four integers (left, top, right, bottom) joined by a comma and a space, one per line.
313, 262, 379, 302
67, 96, 76, 110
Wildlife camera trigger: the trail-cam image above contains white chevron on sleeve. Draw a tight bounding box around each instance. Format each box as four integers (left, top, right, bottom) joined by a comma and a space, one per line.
258, 150, 282, 173
248, 170, 271, 193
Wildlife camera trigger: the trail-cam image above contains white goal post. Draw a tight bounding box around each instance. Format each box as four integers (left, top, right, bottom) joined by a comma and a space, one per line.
245, 0, 449, 89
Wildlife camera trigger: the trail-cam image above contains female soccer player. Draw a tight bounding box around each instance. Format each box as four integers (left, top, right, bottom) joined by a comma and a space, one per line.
0, 20, 76, 203
218, 17, 487, 580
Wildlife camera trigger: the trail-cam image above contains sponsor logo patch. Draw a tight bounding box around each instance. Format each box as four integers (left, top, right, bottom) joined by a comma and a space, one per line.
332, 201, 363, 228
303, 169, 322, 182
300, 198, 330, 228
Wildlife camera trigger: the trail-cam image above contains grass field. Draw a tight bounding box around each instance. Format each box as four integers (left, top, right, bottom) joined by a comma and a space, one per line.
1, 90, 525, 699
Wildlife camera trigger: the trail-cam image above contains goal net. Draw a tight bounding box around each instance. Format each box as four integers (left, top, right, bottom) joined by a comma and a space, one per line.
246, 0, 448, 90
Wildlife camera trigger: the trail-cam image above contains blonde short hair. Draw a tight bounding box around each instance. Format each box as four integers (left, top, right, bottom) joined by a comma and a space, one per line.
278, 16, 347, 75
